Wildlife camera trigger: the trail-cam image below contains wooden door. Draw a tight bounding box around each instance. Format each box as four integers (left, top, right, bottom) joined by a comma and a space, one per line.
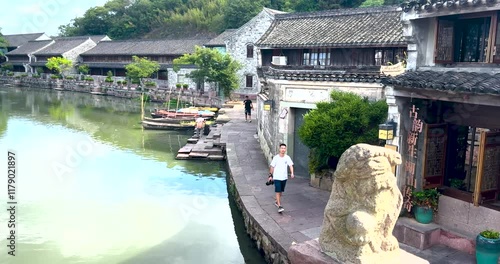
473, 131, 500, 206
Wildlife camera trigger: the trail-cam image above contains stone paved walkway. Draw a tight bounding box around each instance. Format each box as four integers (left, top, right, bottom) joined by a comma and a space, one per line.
221, 102, 478, 264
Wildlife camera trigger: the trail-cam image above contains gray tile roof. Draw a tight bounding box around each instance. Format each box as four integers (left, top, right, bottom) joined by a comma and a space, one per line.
3, 33, 46, 47
260, 65, 387, 83
384, 70, 500, 95
83, 62, 181, 70
401, 0, 492, 13
204, 29, 237, 46
54, 35, 108, 43
256, 6, 406, 48
81, 38, 211, 56
33, 37, 93, 56
6, 40, 54, 55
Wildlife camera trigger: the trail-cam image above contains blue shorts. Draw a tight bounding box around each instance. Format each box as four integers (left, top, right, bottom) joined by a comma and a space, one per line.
274, 180, 287, 193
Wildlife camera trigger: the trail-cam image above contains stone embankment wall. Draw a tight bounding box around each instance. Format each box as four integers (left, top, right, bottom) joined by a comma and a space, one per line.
226, 176, 289, 264
0, 76, 222, 107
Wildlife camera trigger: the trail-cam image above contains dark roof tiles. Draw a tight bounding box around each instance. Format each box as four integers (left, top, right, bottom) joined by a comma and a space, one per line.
6, 40, 54, 55
204, 29, 237, 46
384, 70, 500, 95
82, 38, 211, 56
34, 37, 93, 55
3, 33, 46, 47
257, 6, 406, 48
261, 66, 386, 83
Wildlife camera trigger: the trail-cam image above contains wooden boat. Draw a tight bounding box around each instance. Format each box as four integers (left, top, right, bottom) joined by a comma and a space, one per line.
143, 116, 198, 124
142, 119, 214, 130
151, 108, 216, 119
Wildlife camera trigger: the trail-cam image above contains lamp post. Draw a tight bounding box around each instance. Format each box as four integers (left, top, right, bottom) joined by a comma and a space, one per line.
379, 120, 397, 140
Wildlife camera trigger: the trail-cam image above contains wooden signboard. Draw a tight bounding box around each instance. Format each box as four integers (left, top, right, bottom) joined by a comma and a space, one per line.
422, 124, 448, 188
474, 131, 500, 205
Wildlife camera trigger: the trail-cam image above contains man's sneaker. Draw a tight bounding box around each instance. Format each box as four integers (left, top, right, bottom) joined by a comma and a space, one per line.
278, 206, 284, 213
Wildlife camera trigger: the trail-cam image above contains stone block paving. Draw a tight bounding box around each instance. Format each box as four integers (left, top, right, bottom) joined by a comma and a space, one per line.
221, 101, 479, 264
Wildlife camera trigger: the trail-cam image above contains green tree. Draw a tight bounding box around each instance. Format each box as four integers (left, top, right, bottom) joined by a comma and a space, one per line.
360, 0, 384, 7
173, 46, 241, 97
125, 55, 160, 120
125, 55, 160, 85
224, 0, 262, 29
78, 64, 90, 75
298, 91, 388, 173
46, 57, 73, 77
0, 28, 7, 57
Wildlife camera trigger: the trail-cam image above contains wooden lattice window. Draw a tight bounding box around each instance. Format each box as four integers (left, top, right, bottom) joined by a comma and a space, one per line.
434, 19, 455, 64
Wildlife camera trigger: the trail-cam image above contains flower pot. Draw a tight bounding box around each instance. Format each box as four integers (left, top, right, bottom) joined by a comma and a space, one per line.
476, 235, 500, 264
414, 206, 433, 224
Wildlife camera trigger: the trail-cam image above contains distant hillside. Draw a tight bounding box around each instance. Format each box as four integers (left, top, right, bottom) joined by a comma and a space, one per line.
58, 0, 401, 40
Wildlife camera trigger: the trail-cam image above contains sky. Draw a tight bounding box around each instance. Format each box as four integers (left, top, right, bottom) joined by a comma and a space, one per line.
0, 0, 109, 37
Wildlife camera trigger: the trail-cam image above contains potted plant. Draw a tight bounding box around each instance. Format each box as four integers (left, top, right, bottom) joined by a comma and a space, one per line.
411, 188, 439, 224
476, 229, 500, 264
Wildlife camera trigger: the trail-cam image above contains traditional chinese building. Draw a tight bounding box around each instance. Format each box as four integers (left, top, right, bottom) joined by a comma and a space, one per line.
80, 38, 210, 88
30, 36, 110, 73
255, 6, 407, 187
225, 7, 286, 97
204, 29, 236, 55
383, 0, 500, 241
4, 40, 54, 72
1, 33, 50, 64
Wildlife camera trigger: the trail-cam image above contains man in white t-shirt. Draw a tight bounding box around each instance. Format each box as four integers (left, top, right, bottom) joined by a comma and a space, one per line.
268, 143, 294, 213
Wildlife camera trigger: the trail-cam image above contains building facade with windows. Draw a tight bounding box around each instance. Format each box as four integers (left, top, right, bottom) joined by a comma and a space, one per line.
225, 7, 286, 97
383, 0, 500, 242
255, 6, 407, 189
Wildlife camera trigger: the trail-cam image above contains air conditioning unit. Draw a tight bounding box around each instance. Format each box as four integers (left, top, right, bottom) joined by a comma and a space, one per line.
271, 56, 287, 66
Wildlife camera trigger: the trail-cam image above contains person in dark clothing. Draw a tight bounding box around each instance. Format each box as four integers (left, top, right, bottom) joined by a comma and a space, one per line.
243, 96, 253, 123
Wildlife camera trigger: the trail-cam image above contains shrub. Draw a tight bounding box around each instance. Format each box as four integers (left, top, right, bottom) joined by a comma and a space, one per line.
105, 70, 113, 82
480, 230, 500, 239
32, 74, 40, 78
84, 77, 94, 81
411, 188, 440, 212
176, 83, 182, 88
7, 72, 14, 76
298, 91, 388, 173
20, 74, 28, 78
65, 76, 75, 80
116, 80, 122, 85
182, 83, 188, 89
50, 75, 61, 79
121, 80, 127, 85
145, 81, 156, 87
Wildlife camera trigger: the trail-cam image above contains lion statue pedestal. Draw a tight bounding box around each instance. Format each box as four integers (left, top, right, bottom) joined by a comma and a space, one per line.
289, 144, 424, 264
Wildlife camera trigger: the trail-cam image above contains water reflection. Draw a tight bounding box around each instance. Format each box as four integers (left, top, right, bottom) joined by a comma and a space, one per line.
0, 87, 265, 264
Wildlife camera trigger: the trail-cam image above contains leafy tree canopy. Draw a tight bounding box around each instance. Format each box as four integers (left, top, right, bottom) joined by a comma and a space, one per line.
46, 57, 73, 76
58, 0, 392, 39
173, 46, 241, 97
125, 55, 160, 84
0, 28, 8, 57
298, 91, 388, 173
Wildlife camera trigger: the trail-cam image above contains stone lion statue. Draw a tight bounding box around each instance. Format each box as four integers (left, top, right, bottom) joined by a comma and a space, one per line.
319, 143, 402, 264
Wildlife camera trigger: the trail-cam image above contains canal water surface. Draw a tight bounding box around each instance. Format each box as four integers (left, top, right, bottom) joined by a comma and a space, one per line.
0, 87, 266, 264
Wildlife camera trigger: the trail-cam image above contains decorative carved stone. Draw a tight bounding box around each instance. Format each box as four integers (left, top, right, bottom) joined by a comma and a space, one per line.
319, 144, 403, 264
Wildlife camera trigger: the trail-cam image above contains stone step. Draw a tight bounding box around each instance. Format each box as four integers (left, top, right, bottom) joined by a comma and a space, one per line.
187, 138, 198, 144
191, 148, 222, 155
178, 145, 194, 154
393, 217, 440, 250
189, 152, 209, 158
204, 142, 214, 149
208, 155, 225, 161
176, 154, 190, 160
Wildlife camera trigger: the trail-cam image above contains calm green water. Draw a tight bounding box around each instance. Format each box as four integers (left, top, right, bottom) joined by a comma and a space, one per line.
0, 87, 265, 264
